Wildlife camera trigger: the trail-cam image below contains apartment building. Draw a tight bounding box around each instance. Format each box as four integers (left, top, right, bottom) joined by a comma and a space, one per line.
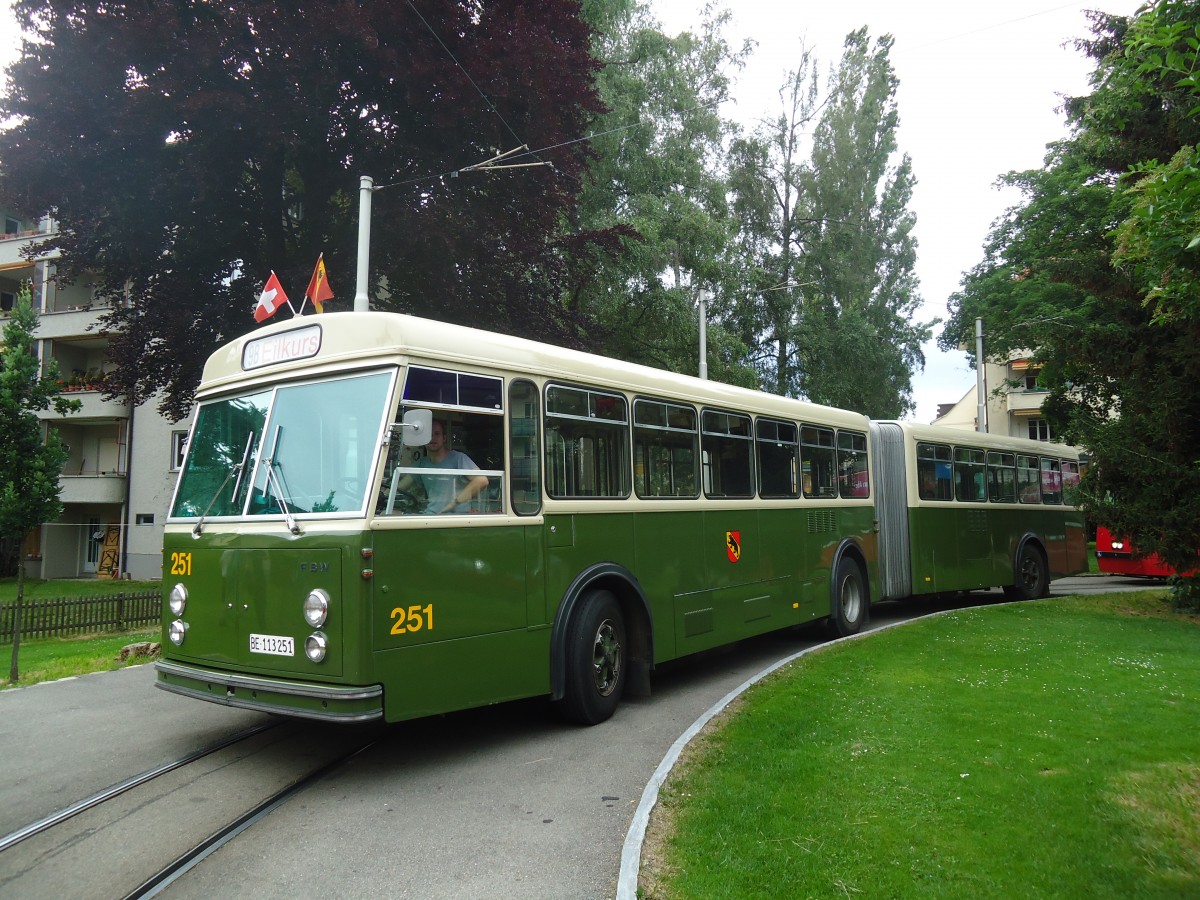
931, 354, 1054, 439
1, 211, 180, 581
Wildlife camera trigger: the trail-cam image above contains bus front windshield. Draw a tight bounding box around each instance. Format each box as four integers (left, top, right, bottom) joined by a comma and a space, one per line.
171, 371, 393, 520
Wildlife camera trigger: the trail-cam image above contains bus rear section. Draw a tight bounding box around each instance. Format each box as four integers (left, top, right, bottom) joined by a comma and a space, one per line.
870, 422, 1087, 601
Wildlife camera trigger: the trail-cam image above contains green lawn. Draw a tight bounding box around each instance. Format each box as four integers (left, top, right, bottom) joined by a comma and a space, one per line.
642, 591, 1199, 899
2, 577, 162, 688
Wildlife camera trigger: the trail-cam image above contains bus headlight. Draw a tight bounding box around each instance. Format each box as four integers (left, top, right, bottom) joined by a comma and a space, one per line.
1112, 541, 1125, 550
169, 583, 188, 616
305, 632, 328, 662
303, 589, 330, 627
168, 619, 188, 646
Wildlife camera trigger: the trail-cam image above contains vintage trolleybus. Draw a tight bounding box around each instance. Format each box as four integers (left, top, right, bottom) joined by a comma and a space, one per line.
156, 312, 1087, 724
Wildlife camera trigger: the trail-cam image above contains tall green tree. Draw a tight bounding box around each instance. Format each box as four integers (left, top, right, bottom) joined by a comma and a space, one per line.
727, 30, 930, 417
0, 0, 604, 420
941, 3, 1200, 607
1, 289, 79, 682
573, 0, 754, 384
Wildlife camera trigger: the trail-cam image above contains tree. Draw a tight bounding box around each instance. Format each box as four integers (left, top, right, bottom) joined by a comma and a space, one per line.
0, 0, 605, 420
1, 288, 79, 682
940, 3, 1200, 608
572, 0, 754, 385
727, 30, 931, 416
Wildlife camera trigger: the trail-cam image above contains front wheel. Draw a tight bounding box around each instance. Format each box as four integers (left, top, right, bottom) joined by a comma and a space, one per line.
827, 557, 868, 638
557, 590, 626, 725
1004, 543, 1048, 601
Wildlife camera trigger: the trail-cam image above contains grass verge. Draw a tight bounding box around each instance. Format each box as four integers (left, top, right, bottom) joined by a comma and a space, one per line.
642, 591, 1199, 899
2, 627, 160, 689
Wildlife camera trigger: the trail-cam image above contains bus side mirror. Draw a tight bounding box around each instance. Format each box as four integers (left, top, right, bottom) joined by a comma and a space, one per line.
400, 408, 432, 446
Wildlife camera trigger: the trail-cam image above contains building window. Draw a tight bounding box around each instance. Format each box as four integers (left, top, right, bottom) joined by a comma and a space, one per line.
1028, 418, 1051, 442
1, 291, 14, 312
171, 430, 188, 470
135, 513, 155, 525
1024, 368, 1042, 390
4, 216, 19, 236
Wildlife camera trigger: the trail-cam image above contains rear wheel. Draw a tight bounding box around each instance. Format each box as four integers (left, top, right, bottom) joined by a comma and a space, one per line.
558, 590, 626, 725
1004, 543, 1048, 601
827, 557, 868, 638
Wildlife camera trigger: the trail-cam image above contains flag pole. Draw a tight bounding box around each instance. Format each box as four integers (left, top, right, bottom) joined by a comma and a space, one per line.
354, 176, 373, 312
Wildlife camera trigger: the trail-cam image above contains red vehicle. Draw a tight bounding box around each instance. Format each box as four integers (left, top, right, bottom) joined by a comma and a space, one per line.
1095, 525, 1175, 577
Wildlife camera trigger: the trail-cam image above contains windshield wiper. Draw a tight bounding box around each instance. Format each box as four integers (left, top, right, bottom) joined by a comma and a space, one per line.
192, 430, 256, 537
262, 425, 301, 535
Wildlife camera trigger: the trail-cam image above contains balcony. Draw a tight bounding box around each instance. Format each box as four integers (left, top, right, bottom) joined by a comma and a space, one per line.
37, 305, 107, 340
1007, 389, 1048, 415
39, 389, 129, 421
0, 227, 51, 268
58, 473, 126, 505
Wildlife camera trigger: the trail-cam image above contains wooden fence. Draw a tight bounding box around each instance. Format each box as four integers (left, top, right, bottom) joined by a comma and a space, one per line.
0, 590, 161, 641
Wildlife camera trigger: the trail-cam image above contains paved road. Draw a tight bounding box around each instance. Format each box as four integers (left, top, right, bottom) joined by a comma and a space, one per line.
0, 576, 1150, 899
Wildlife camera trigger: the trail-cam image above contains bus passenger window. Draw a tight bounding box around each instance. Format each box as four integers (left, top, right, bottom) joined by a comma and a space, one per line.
701, 410, 753, 499
1040, 458, 1063, 504
756, 419, 798, 498
837, 431, 869, 498
987, 452, 1017, 503
916, 442, 953, 501
954, 447, 987, 502
634, 400, 698, 498
1016, 454, 1041, 503
800, 425, 837, 499
544, 385, 630, 499
1061, 460, 1080, 506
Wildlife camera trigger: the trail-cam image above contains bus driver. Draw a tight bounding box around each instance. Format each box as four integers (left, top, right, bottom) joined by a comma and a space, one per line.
400, 418, 489, 514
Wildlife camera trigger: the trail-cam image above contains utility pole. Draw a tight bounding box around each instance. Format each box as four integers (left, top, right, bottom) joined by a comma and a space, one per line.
975, 317, 987, 433
698, 289, 709, 380
354, 176, 373, 313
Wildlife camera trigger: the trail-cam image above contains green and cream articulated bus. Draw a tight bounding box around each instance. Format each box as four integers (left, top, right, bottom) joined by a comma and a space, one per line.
155, 312, 1087, 724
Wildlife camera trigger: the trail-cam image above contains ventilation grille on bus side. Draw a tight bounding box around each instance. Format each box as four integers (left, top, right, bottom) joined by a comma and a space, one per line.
807, 510, 836, 533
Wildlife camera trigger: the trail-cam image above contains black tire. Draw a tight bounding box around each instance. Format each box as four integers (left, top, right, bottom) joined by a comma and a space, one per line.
827, 557, 868, 638
1004, 542, 1048, 601
558, 589, 626, 725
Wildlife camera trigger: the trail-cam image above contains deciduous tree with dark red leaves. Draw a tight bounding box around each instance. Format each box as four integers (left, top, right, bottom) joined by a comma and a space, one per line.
0, 0, 604, 419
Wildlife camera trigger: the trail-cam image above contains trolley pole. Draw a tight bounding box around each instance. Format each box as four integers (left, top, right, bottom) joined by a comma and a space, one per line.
354, 175, 374, 313
975, 317, 987, 433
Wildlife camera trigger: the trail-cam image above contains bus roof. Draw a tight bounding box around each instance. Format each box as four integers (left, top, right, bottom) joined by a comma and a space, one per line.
199, 311, 872, 430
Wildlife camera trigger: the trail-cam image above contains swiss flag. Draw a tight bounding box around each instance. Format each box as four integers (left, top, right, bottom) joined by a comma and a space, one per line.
254, 271, 289, 323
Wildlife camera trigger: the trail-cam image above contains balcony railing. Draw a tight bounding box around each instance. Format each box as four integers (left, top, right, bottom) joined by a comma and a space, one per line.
1006, 389, 1048, 414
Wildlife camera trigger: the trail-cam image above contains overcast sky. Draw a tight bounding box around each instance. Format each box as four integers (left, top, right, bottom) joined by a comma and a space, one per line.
0, 2, 1142, 422
652, 0, 1143, 421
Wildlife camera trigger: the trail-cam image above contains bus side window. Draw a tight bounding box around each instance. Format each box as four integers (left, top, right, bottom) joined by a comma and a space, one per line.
954, 447, 987, 502
701, 410, 753, 499
837, 430, 869, 498
800, 425, 837, 499
634, 399, 698, 498
987, 452, 1017, 503
1017, 454, 1041, 503
1061, 460, 1080, 506
1040, 457, 1063, 504
544, 385, 630, 499
916, 442, 953, 501
756, 418, 798, 498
